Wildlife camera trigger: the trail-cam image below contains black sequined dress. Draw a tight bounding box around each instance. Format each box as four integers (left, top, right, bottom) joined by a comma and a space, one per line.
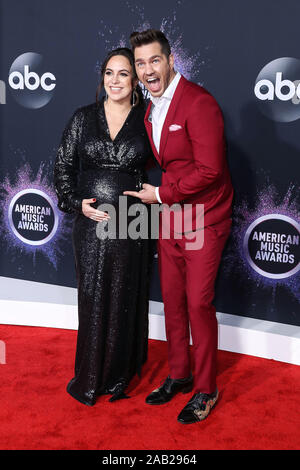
54, 98, 152, 405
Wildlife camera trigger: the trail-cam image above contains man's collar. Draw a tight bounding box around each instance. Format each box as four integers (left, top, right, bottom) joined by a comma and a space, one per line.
150, 71, 181, 106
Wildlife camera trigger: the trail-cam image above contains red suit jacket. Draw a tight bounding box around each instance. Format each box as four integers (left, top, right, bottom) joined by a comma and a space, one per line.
144, 75, 233, 233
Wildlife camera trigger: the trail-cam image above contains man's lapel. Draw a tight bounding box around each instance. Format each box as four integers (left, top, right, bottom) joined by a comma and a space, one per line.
144, 102, 162, 165
158, 76, 186, 161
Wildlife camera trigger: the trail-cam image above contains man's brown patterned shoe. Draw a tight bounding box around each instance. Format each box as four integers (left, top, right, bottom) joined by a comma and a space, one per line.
177, 389, 219, 423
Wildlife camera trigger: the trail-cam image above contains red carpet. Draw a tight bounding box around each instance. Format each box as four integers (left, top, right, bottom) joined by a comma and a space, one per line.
0, 324, 299, 450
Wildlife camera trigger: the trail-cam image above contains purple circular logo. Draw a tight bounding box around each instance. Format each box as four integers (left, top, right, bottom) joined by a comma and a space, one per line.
8, 189, 58, 245
243, 214, 300, 279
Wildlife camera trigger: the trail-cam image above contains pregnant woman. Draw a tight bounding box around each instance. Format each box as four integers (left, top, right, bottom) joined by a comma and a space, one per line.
54, 47, 152, 405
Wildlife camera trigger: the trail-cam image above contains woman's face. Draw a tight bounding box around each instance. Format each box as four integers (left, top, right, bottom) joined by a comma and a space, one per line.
104, 55, 136, 104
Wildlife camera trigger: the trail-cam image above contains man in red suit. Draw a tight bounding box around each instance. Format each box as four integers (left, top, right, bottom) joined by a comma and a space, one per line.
124, 29, 233, 423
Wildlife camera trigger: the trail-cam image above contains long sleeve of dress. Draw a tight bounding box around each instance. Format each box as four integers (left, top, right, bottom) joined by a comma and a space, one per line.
53, 109, 84, 214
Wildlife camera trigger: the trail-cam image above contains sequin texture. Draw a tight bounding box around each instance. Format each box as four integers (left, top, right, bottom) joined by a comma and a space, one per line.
54, 98, 153, 405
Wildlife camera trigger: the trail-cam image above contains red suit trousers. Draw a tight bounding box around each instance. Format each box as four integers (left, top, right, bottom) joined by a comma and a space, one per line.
158, 218, 231, 394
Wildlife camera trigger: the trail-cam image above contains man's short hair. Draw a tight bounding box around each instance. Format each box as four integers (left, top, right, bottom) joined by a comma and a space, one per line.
130, 29, 171, 58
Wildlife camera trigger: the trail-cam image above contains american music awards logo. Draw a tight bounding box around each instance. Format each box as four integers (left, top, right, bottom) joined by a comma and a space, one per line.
224, 184, 300, 305
8, 189, 58, 246
243, 214, 300, 280
0, 160, 70, 269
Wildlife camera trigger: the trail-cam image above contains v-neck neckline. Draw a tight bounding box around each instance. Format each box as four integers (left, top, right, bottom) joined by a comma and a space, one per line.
102, 98, 133, 143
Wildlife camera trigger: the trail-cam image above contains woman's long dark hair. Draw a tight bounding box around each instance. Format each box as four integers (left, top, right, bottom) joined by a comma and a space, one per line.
96, 47, 144, 108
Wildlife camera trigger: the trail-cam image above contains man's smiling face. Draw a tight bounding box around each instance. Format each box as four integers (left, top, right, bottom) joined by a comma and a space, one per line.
134, 41, 175, 98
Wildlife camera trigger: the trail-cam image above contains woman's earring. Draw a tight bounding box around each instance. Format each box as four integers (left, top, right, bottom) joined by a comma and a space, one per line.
105, 91, 108, 101
132, 89, 138, 106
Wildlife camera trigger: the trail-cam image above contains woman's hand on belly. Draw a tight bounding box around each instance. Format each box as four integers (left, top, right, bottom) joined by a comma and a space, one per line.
82, 198, 111, 222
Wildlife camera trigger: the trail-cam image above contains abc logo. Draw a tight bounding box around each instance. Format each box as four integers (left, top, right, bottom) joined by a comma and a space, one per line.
8, 52, 56, 109
9, 65, 55, 92
254, 57, 300, 122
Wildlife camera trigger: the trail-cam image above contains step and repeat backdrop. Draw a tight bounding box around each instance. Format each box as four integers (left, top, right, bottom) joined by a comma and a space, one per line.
0, 0, 299, 327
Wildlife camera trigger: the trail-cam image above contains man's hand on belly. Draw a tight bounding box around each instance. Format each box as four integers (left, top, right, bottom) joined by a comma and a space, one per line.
123, 183, 158, 204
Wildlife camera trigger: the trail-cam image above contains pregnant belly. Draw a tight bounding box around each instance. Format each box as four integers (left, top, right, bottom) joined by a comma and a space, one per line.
77, 169, 141, 206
